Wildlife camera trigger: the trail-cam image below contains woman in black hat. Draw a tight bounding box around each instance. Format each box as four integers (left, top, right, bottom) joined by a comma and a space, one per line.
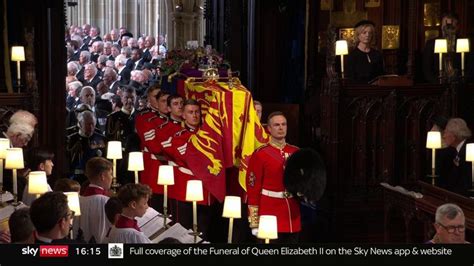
346, 20, 384, 83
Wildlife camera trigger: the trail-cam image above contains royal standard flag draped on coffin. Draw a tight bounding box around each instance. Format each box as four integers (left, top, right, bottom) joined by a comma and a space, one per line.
184, 79, 269, 202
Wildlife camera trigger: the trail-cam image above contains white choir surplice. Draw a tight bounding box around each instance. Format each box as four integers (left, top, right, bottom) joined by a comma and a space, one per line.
76, 184, 111, 243
107, 214, 151, 243
107, 226, 152, 243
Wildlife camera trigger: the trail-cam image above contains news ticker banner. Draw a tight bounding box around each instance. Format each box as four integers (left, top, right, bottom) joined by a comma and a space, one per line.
1, 244, 473, 266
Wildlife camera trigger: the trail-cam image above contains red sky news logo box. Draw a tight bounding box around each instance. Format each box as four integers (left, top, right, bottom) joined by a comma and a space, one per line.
39, 245, 69, 257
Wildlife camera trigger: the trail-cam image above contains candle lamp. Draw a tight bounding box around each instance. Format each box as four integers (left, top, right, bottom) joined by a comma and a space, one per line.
434, 39, 447, 82
128, 152, 144, 184
335, 40, 349, 79
456, 38, 470, 77
222, 196, 241, 244
64, 191, 81, 239
5, 148, 24, 205
28, 171, 49, 199
257, 215, 278, 244
186, 180, 203, 243
0, 139, 10, 206
157, 165, 174, 229
426, 131, 442, 185
106, 141, 122, 193
465, 143, 474, 193
11, 46, 25, 93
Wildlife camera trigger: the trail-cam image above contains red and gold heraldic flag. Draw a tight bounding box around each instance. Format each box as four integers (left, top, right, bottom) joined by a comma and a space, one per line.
184, 79, 269, 202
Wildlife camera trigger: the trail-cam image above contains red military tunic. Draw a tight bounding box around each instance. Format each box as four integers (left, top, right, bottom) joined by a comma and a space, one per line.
135, 109, 168, 193
161, 126, 214, 205
246, 143, 300, 233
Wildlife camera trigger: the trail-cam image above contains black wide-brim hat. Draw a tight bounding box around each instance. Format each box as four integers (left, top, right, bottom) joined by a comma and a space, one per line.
354, 20, 376, 28
284, 148, 327, 202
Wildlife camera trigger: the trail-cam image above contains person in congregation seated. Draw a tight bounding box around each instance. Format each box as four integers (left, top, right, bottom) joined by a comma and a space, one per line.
346, 20, 384, 83
107, 183, 152, 243
104, 197, 123, 241
30, 192, 76, 243
66, 110, 106, 184
438, 118, 472, 196
9, 207, 35, 244
428, 116, 457, 185
53, 178, 81, 193
2, 110, 37, 201
427, 203, 469, 243
22, 148, 55, 206
75, 157, 113, 243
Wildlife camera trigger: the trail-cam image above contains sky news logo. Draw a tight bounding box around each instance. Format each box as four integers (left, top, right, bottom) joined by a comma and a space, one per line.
21, 245, 69, 257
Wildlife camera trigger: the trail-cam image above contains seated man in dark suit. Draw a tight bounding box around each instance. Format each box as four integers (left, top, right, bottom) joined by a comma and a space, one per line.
438, 118, 472, 196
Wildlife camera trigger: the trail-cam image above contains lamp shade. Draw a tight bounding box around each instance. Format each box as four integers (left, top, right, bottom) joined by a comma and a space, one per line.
28, 171, 48, 195
106, 141, 122, 159
186, 180, 203, 201
11, 46, 25, 61
466, 143, 474, 162
335, 40, 349, 55
434, 39, 447, 53
426, 131, 442, 149
64, 192, 81, 216
158, 165, 175, 185
0, 138, 10, 159
222, 196, 241, 218
5, 148, 24, 169
128, 151, 144, 171
456, 38, 470, 53
257, 215, 278, 240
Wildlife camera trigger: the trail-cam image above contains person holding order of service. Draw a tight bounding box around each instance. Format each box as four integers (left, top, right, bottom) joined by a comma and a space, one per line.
346, 20, 384, 83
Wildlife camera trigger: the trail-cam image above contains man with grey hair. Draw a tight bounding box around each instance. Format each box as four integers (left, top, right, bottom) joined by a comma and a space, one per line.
427, 203, 469, 243
439, 118, 472, 195
67, 110, 106, 184
3, 110, 37, 148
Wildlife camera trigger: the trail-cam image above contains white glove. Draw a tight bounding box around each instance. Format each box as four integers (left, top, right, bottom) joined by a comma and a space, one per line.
251, 228, 258, 236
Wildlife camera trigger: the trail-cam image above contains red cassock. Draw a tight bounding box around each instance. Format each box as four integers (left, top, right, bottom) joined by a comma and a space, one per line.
135, 110, 168, 194
246, 143, 300, 233
161, 127, 214, 206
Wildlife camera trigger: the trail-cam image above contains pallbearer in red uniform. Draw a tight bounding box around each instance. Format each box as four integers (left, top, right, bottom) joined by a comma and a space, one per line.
161, 99, 215, 240
246, 111, 300, 243
135, 89, 169, 212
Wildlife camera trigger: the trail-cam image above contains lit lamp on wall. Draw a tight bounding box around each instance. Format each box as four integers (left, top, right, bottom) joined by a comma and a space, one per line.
335, 40, 349, 79
106, 141, 122, 192
456, 38, 470, 77
426, 131, 442, 185
11, 46, 25, 92
257, 215, 278, 244
222, 196, 241, 244
157, 165, 174, 228
5, 148, 24, 205
64, 191, 81, 239
128, 152, 144, 184
186, 180, 203, 243
434, 39, 447, 81
465, 143, 474, 192
28, 171, 48, 199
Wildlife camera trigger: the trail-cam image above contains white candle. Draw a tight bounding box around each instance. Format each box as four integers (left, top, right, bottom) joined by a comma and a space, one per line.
228, 217, 234, 244
134, 171, 139, 184
340, 55, 344, 75
193, 201, 197, 228
163, 184, 168, 209
12, 169, 17, 197
461, 52, 465, 74
432, 149, 436, 170
113, 159, 116, 178
0, 159, 3, 185
439, 53, 443, 73
16, 61, 21, 81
